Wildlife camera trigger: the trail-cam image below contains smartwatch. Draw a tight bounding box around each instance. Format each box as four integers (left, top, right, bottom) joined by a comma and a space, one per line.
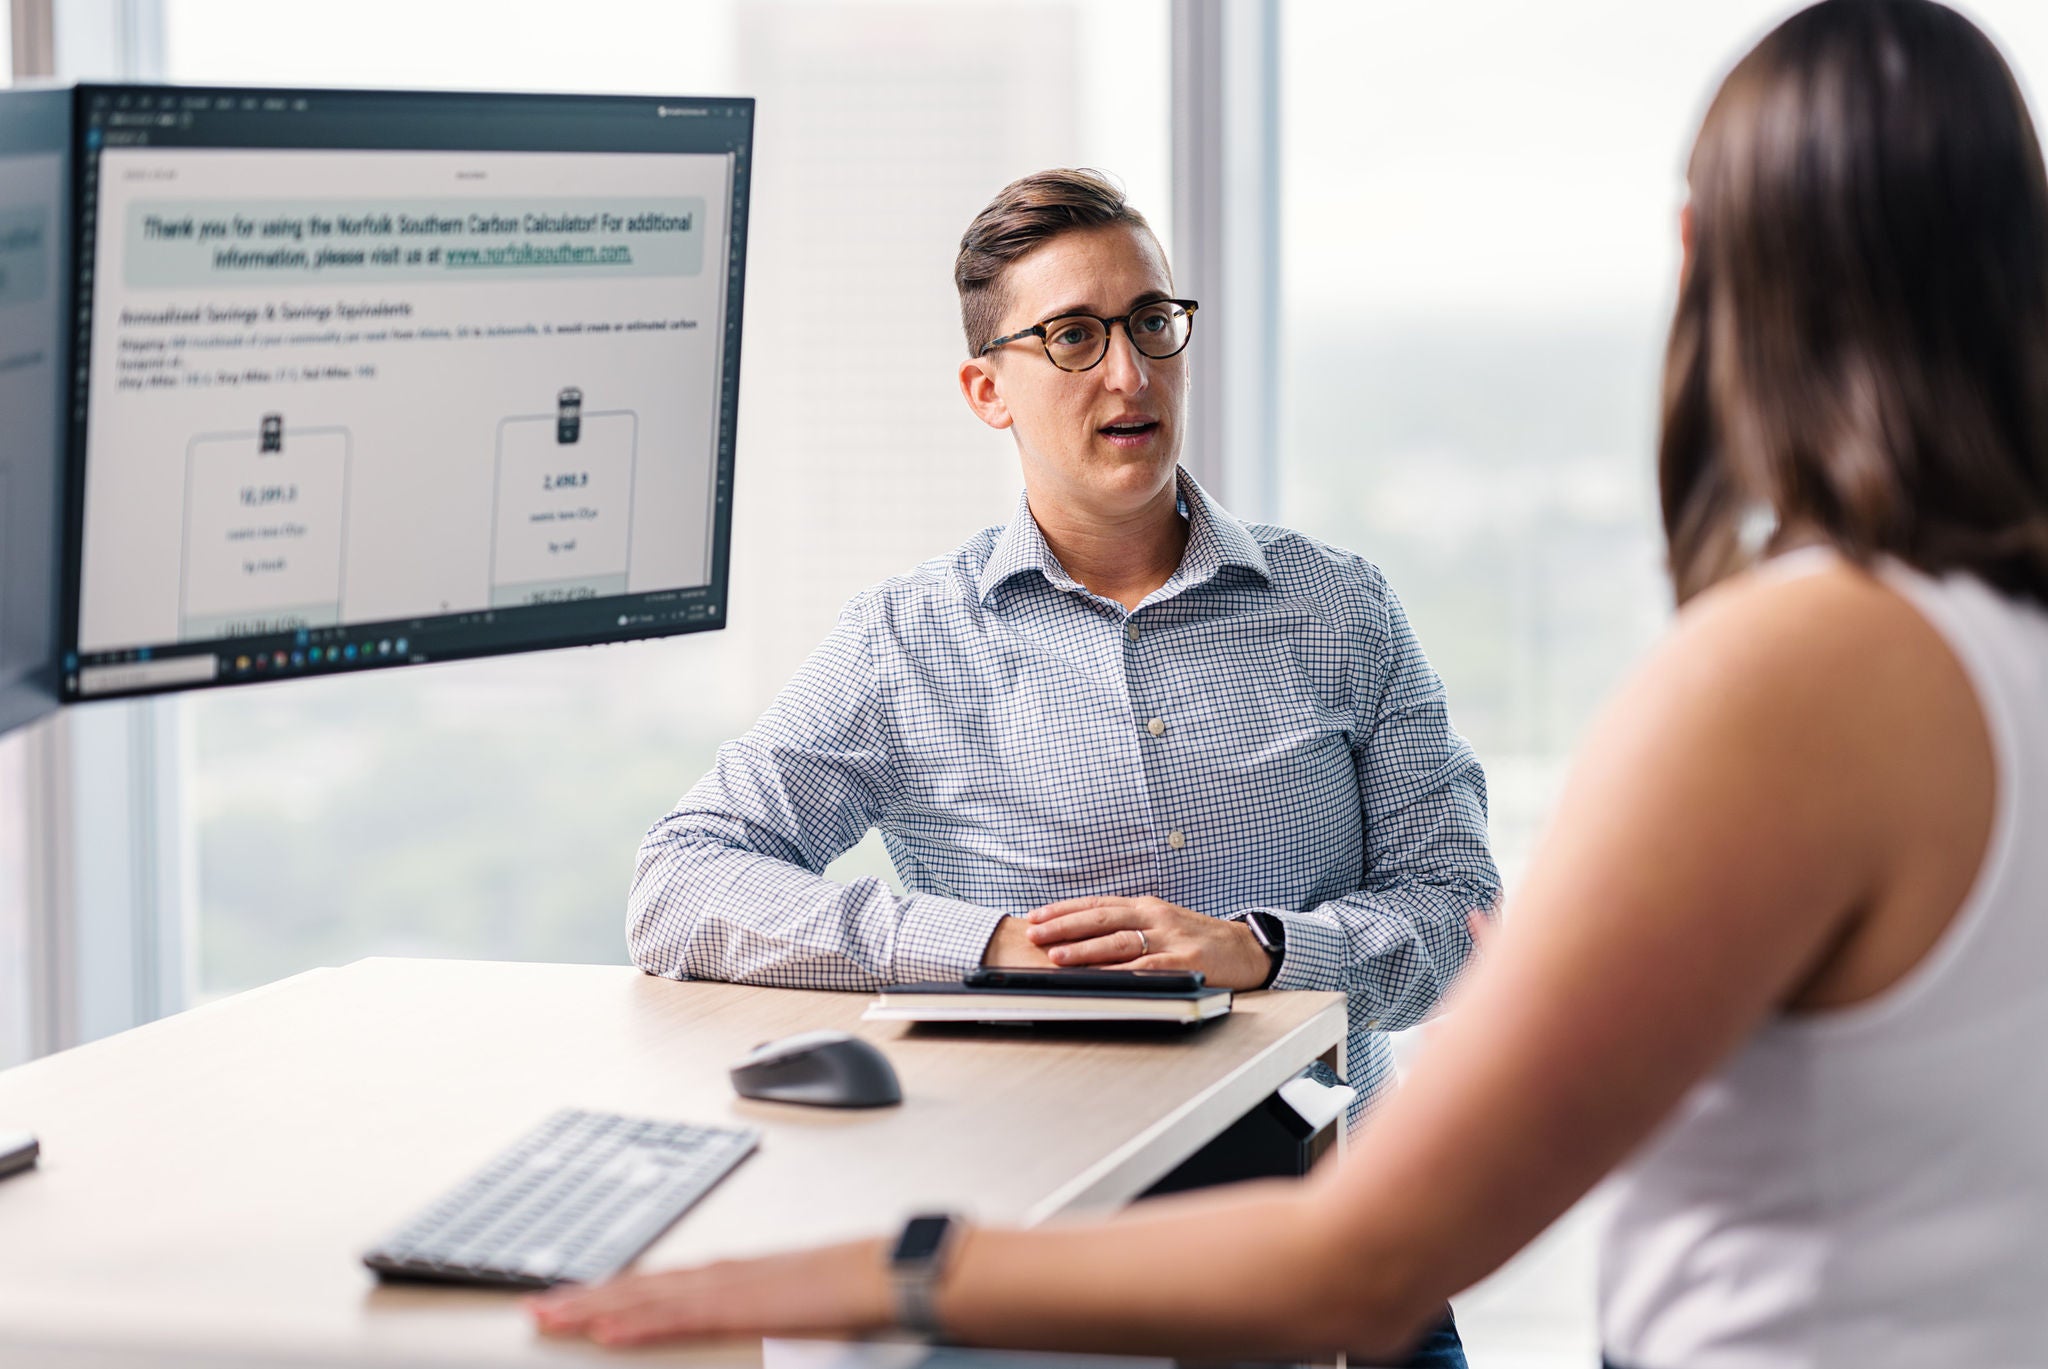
1235, 911, 1286, 989
888, 1212, 963, 1337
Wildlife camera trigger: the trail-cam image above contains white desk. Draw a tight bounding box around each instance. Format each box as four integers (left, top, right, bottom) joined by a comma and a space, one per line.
0, 958, 1345, 1367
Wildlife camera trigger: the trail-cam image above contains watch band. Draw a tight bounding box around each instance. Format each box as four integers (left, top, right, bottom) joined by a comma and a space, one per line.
1238, 912, 1286, 989
889, 1213, 962, 1338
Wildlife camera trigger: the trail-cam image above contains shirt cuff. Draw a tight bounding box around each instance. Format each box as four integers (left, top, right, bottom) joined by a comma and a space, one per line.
890, 894, 1008, 983
1263, 908, 1348, 994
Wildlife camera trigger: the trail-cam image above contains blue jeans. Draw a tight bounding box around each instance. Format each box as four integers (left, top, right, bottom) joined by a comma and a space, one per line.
1392, 1306, 1467, 1368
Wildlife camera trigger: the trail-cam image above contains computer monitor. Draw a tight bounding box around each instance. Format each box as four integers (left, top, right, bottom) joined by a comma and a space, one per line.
58, 84, 752, 701
0, 88, 70, 735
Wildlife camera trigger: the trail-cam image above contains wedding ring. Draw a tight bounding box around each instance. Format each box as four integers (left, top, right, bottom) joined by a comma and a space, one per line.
1136, 928, 1150, 956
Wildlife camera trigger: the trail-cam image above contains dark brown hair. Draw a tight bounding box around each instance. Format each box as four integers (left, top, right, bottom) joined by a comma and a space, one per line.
1662, 0, 2048, 605
954, 168, 1161, 357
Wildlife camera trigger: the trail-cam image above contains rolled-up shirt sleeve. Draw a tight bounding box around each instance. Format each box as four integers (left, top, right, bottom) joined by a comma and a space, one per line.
1247, 581, 1501, 1029
628, 599, 1006, 989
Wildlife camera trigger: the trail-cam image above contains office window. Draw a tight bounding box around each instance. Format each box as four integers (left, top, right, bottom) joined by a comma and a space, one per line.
1278, 7, 1789, 1362
159, 0, 1170, 993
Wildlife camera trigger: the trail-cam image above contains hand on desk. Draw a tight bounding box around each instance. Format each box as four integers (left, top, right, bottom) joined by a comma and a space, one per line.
1027, 896, 1273, 991
527, 1238, 891, 1347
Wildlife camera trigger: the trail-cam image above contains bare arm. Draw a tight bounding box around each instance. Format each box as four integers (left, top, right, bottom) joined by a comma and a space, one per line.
540, 564, 1992, 1359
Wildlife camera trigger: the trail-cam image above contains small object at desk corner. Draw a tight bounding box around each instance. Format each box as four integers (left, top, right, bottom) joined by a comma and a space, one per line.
0, 1130, 40, 1181
1277, 1075, 1355, 1132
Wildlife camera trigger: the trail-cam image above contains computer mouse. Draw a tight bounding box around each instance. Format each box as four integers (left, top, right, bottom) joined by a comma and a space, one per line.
729, 1030, 902, 1108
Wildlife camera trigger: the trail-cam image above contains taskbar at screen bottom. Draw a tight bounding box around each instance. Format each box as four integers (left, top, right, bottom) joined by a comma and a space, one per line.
63, 587, 724, 701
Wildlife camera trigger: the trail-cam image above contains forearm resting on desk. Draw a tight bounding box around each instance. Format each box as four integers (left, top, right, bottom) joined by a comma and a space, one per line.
629, 824, 1007, 986
531, 1174, 1441, 1360
940, 1181, 1442, 1360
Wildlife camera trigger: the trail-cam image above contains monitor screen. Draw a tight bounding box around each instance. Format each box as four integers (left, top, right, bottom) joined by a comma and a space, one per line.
59, 85, 751, 701
0, 88, 70, 735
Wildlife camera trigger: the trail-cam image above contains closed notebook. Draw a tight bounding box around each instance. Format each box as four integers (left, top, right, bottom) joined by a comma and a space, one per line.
862, 981, 1233, 1026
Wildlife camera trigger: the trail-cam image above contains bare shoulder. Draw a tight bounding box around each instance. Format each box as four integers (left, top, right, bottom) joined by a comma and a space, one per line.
1521, 554, 1995, 1012
1568, 553, 1991, 886
1643, 556, 1974, 744
1681, 556, 1942, 667
1604, 558, 1991, 982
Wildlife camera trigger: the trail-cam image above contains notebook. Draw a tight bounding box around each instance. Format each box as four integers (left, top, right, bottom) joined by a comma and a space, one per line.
862, 980, 1233, 1026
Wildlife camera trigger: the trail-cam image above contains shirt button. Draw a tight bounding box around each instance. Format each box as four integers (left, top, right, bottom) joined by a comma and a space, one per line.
1146, 717, 1166, 737
1126, 622, 1140, 643
1167, 830, 1186, 850
1366, 1018, 1381, 1030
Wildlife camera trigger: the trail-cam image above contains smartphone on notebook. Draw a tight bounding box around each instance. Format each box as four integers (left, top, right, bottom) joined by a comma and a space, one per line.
963, 967, 1205, 993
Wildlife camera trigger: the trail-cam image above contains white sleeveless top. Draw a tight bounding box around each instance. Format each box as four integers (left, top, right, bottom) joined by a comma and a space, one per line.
1599, 557, 2048, 1369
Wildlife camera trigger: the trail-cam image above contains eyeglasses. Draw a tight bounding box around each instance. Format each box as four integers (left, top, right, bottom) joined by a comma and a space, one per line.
979, 298, 1199, 372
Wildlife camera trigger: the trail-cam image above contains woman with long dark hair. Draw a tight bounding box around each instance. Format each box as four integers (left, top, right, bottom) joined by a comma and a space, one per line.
532, 3, 2048, 1361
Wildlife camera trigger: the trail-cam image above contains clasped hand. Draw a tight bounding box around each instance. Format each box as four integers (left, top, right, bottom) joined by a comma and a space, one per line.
1011, 895, 1273, 991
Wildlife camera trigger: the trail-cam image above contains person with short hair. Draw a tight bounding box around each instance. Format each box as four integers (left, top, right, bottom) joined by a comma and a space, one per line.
540, 2, 2048, 1364
630, 171, 1499, 1098
625, 169, 1498, 1366
628, 171, 1498, 1110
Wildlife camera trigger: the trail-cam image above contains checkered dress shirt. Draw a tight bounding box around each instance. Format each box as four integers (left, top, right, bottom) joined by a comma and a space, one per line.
630, 469, 1501, 1109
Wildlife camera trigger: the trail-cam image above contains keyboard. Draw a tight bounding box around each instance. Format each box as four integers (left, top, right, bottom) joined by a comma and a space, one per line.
361, 1108, 759, 1289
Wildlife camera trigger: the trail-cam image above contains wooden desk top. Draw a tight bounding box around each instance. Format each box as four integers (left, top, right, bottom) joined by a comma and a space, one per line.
0, 958, 1344, 1367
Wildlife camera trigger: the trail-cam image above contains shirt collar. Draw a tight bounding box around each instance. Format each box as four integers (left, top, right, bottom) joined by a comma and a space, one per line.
975, 466, 1271, 607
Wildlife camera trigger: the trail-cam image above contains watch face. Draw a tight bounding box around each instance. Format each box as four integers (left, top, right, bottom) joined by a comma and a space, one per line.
1249, 913, 1283, 952
894, 1215, 953, 1263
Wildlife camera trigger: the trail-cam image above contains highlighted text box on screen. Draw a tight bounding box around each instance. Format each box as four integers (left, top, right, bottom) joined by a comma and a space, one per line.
123, 197, 706, 287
